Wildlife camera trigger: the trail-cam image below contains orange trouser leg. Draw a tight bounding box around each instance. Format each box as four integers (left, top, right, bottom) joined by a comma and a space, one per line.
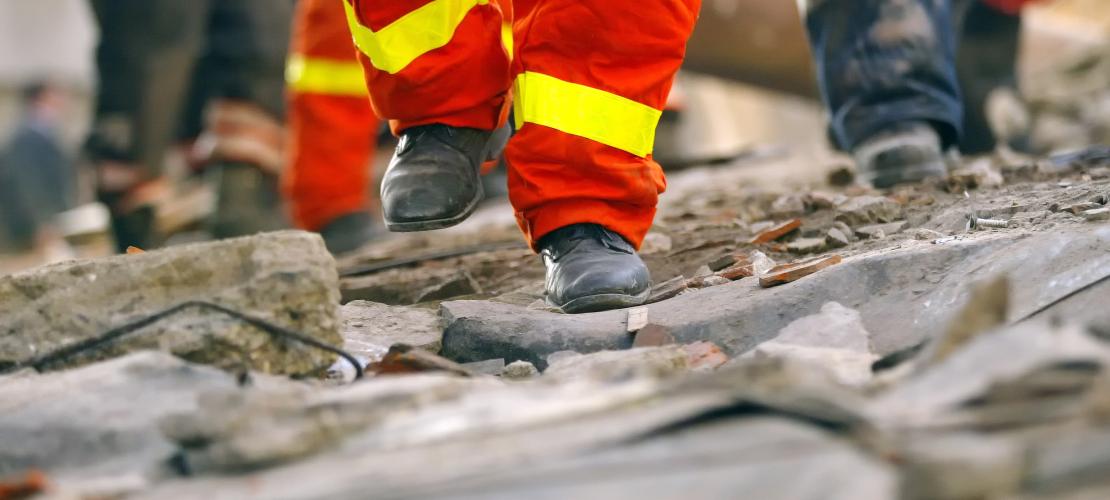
345, 0, 512, 134
283, 0, 379, 231
508, 0, 701, 249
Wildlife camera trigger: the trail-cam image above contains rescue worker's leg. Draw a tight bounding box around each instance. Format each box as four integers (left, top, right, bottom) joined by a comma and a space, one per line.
284, 0, 381, 254
344, 0, 513, 232
802, 0, 962, 187
511, 0, 700, 312
187, 0, 293, 238
87, 0, 210, 251
954, 0, 1026, 154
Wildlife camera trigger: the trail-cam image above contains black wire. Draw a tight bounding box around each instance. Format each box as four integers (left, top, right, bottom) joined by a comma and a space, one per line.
1, 300, 363, 380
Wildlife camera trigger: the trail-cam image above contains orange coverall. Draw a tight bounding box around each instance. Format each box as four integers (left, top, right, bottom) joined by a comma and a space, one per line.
344, 0, 701, 249
284, 0, 380, 232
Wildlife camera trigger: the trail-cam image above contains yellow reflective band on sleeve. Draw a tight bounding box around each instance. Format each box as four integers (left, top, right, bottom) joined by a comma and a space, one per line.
513, 72, 662, 157
343, 0, 489, 75
285, 55, 368, 96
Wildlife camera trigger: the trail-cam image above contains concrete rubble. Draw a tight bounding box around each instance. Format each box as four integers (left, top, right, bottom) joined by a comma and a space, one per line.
3, 41, 1110, 500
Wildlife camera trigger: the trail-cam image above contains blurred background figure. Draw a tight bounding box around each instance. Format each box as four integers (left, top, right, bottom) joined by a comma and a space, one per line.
85, 0, 293, 252
0, 81, 76, 261
283, 0, 382, 254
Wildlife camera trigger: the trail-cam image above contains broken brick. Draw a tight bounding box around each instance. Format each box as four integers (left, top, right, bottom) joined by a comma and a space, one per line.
717, 262, 755, 281
0, 470, 46, 500
369, 344, 475, 377
682, 341, 729, 372
759, 254, 843, 288
632, 324, 677, 348
749, 219, 802, 244
647, 276, 688, 304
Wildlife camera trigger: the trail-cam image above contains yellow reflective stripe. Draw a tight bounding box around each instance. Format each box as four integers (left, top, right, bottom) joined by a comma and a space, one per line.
285, 55, 368, 96
513, 72, 662, 157
500, 21, 513, 60
343, 0, 489, 75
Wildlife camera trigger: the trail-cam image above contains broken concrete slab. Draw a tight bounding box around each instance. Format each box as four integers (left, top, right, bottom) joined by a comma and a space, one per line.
0, 231, 341, 376
745, 302, 877, 386
441, 227, 1110, 368
0, 351, 249, 481
543, 346, 689, 382
340, 301, 443, 361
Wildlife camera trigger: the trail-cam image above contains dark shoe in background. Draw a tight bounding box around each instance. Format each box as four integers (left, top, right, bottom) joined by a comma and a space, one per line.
319, 211, 382, 255
205, 162, 286, 239
540, 223, 652, 314
852, 122, 948, 189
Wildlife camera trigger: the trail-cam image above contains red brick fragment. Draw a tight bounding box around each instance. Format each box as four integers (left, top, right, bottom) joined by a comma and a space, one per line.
368, 344, 474, 377
758, 254, 843, 288
683, 341, 729, 372
749, 219, 802, 244
716, 262, 754, 280
0, 470, 47, 500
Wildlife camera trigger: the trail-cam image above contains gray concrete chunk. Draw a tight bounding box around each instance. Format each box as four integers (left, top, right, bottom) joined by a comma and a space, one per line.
0, 231, 341, 375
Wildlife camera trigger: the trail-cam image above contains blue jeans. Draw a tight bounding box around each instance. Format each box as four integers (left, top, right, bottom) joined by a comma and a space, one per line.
803, 0, 963, 150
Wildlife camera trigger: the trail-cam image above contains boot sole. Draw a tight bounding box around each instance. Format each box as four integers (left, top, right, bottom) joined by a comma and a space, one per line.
550, 288, 651, 314
866, 160, 948, 189
384, 181, 485, 232
383, 124, 510, 232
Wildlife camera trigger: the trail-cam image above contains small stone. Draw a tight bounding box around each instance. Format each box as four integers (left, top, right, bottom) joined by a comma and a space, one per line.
912, 228, 946, 241
835, 196, 903, 226
501, 360, 539, 380
646, 276, 687, 304
832, 221, 856, 241
759, 255, 843, 288
826, 228, 850, 248
687, 275, 731, 289
626, 307, 650, 333
750, 250, 777, 276
770, 194, 807, 218
786, 237, 827, 254
693, 265, 714, 278
682, 341, 729, 372
414, 270, 482, 302
1081, 207, 1110, 222
632, 324, 676, 348
807, 191, 849, 210
749, 219, 802, 244
708, 253, 741, 272
855, 221, 908, 239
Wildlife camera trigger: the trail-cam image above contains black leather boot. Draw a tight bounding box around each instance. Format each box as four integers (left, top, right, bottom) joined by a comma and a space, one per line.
852, 121, 948, 188
540, 223, 652, 314
319, 211, 381, 255
381, 123, 509, 232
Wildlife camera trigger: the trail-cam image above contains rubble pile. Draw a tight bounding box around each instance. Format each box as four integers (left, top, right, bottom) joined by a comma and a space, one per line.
2, 47, 1110, 499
